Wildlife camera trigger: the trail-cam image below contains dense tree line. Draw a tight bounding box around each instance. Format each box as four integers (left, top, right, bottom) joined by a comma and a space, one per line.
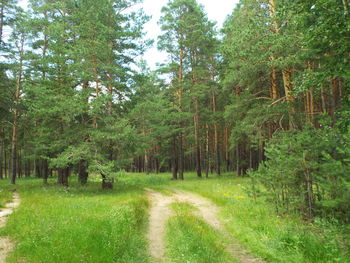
0, 0, 349, 220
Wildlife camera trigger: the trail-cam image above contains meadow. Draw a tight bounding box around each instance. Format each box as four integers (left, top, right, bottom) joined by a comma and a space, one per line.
0, 173, 349, 263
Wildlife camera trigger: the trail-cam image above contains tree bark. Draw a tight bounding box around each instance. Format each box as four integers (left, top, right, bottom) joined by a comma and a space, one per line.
269, 0, 279, 100
224, 125, 229, 172
143, 127, 149, 174
270, 66, 278, 100
35, 159, 42, 178
236, 145, 240, 176
92, 54, 99, 130
18, 150, 22, 178
205, 123, 210, 178
62, 167, 69, 187
212, 89, 220, 176
57, 168, 63, 185
330, 78, 338, 124
178, 41, 184, 180
0, 130, 3, 179
306, 61, 315, 125
25, 159, 30, 177
4, 136, 7, 178
282, 69, 296, 129
194, 97, 202, 177
11, 36, 24, 185
78, 160, 88, 185
42, 159, 48, 184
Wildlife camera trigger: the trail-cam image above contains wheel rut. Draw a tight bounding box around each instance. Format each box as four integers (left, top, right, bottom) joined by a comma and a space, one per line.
146, 188, 265, 263
0, 192, 20, 263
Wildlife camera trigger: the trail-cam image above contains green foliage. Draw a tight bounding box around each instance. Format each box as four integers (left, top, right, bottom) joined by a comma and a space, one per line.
250, 122, 350, 221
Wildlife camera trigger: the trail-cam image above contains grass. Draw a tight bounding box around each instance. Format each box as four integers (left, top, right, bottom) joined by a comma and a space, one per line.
120, 172, 350, 263
0, 177, 150, 263
0, 180, 15, 207
0, 172, 349, 263
166, 202, 237, 263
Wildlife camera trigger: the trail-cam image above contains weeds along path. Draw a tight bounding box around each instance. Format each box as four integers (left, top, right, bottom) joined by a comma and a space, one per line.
0, 192, 20, 263
146, 188, 265, 263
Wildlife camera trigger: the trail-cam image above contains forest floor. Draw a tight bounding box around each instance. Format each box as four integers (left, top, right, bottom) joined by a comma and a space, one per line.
0, 173, 349, 263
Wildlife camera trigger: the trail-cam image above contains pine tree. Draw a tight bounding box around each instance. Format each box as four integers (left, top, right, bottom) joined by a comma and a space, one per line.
158, 0, 218, 179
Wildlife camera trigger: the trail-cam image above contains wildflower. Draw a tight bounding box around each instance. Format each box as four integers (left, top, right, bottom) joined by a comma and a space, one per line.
237, 195, 245, 199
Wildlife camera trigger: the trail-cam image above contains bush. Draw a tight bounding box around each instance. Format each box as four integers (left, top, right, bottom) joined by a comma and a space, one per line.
250, 124, 350, 222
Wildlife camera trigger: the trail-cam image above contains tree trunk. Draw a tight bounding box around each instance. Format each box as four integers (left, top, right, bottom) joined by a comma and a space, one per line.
4, 138, 7, 178
269, 0, 279, 101
18, 150, 22, 178
236, 145, 240, 176
194, 97, 202, 177
11, 39, 24, 185
62, 167, 69, 187
224, 125, 230, 172
42, 159, 48, 184
171, 136, 178, 180
303, 153, 314, 220
144, 153, 149, 174
178, 41, 184, 180
0, 133, 3, 179
212, 89, 220, 176
143, 127, 149, 174
57, 168, 63, 185
205, 123, 210, 178
11, 130, 17, 184
92, 54, 99, 130
306, 61, 315, 124
178, 132, 184, 180
270, 66, 278, 100
330, 78, 338, 124
78, 159, 88, 185
282, 69, 296, 129
321, 85, 327, 114
35, 159, 42, 178
25, 159, 30, 177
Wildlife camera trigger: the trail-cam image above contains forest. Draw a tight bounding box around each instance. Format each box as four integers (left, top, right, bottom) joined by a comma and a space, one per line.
0, 0, 349, 262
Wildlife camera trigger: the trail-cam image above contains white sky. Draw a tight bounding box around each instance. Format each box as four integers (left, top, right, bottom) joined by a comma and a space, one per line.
139, 0, 239, 69
18, 0, 239, 69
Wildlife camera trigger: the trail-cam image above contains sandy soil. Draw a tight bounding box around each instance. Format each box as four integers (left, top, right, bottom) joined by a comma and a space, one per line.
146, 188, 265, 263
0, 192, 20, 263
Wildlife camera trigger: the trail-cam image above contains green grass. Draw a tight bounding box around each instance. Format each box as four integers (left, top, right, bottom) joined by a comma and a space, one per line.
166, 202, 237, 263
0, 172, 349, 263
120, 172, 350, 263
0, 179, 15, 207
0, 177, 150, 263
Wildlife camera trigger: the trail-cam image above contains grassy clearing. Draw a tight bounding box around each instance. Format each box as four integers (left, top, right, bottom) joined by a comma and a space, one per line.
0, 177, 150, 263
0, 173, 349, 263
120, 172, 350, 263
166, 202, 237, 263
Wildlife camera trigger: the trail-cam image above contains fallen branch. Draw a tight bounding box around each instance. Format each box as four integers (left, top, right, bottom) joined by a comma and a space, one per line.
269, 96, 286, 107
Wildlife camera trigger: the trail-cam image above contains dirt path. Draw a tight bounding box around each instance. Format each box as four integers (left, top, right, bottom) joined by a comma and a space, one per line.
146, 188, 265, 263
146, 189, 173, 263
0, 192, 20, 263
